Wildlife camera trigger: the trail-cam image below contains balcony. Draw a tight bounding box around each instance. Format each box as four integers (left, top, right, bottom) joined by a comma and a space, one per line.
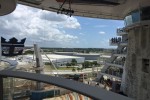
109, 37, 128, 46
100, 73, 121, 80
112, 50, 127, 57
105, 67, 122, 77
120, 42, 128, 46
117, 28, 127, 36
113, 54, 126, 57
105, 62, 123, 69
109, 41, 128, 46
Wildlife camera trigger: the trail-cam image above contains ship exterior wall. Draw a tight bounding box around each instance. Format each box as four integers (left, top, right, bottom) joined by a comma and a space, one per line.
125, 25, 150, 100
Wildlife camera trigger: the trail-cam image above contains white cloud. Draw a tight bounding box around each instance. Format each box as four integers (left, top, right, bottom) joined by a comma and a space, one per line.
79, 33, 84, 35
40, 11, 80, 29
99, 31, 106, 35
0, 5, 81, 47
64, 17, 80, 29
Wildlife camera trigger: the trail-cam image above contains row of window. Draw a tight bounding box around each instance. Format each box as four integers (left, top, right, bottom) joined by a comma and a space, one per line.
124, 6, 150, 26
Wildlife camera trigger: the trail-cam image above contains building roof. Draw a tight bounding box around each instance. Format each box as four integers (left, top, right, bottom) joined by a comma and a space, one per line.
42, 54, 84, 59
24, 54, 84, 62
75, 53, 100, 56
100, 55, 111, 58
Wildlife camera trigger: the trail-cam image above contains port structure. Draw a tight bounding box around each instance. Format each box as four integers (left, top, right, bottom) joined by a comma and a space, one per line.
0, 43, 133, 100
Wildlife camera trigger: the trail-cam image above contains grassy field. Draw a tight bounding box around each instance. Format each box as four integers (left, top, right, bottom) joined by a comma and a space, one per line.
44, 65, 77, 71
57, 67, 74, 70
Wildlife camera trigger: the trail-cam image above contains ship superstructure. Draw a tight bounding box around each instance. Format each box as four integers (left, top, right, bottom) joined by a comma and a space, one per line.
97, 27, 128, 92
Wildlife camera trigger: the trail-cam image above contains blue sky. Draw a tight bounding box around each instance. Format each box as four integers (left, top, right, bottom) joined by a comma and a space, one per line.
0, 5, 124, 48
66, 17, 124, 48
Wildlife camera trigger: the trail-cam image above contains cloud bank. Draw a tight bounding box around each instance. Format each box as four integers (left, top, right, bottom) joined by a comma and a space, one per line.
0, 5, 80, 47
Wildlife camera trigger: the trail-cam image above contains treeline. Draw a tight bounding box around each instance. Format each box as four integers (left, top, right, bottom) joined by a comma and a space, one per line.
24, 47, 114, 53
44, 59, 100, 69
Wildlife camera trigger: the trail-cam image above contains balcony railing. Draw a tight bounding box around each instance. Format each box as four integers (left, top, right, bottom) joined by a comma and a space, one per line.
112, 50, 127, 55
109, 37, 128, 46
105, 69, 123, 78
100, 73, 122, 80
112, 61, 124, 65
117, 28, 127, 36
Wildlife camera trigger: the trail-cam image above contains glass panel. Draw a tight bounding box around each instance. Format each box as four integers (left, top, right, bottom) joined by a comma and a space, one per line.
125, 15, 132, 26
124, 19, 127, 26
132, 11, 140, 23
3, 78, 92, 100
124, 6, 150, 26
141, 6, 150, 20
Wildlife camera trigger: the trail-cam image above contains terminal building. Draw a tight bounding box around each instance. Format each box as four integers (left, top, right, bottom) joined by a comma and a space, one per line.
54, 52, 100, 61
19, 54, 85, 67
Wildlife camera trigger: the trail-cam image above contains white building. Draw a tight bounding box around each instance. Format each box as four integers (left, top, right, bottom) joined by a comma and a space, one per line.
20, 54, 85, 67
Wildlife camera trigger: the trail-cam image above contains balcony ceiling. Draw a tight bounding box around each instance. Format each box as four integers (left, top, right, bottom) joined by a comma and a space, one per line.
17, 0, 150, 20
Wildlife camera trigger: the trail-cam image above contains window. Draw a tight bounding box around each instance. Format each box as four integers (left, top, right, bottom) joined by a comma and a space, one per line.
124, 6, 150, 26
142, 59, 149, 73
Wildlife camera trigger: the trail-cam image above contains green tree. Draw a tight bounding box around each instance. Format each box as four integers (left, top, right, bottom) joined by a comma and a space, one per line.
72, 68, 76, 72
92, 61, 98, 66
71, 59, 77, 66
45, 62, 52, 65
66, 63, 71, 67
23, 50, 34, 55
82, 61, 90, 68
77, 67, 81, 72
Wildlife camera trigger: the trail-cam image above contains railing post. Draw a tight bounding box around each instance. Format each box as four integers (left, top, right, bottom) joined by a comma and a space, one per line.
0, 77, 3, 100
34, 44, 44, 90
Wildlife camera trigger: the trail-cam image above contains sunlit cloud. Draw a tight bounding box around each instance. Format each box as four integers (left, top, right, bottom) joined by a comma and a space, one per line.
0, 5, 81, 47
79, 33, 85, 35
99, 31, 106, 35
